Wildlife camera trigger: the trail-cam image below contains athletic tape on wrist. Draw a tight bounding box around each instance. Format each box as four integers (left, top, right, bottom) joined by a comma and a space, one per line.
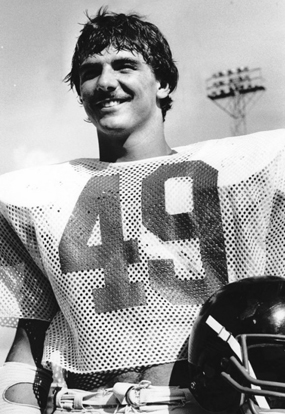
0, 362, 52, 413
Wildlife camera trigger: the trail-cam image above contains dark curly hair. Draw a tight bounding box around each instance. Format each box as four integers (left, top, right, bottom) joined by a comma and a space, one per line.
65, 7, 179, 120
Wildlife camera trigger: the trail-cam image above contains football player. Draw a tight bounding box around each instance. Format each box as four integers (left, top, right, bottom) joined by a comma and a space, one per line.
1, 7, 285, 414
0, 8, 196, 414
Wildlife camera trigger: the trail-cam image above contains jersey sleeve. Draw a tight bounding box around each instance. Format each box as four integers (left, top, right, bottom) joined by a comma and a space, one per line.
0, 208, 59, 327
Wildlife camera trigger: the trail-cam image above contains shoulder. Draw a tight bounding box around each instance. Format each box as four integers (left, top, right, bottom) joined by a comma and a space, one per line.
174, 129, 285, 156
173, 129, 285, 184
0, 159, 101, 207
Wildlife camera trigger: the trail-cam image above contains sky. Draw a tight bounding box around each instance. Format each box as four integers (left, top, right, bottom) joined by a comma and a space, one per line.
0, 0, 285, 362
0, 0, 285, 176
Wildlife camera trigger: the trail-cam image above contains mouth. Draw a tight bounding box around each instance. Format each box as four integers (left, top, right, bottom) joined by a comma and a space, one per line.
96, 97, 131, 109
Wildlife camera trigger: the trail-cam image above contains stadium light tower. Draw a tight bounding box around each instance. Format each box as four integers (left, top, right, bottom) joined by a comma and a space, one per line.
206, 67, 266, 136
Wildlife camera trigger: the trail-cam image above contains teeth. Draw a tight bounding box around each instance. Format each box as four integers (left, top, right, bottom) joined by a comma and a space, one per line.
100, 100, 122, 108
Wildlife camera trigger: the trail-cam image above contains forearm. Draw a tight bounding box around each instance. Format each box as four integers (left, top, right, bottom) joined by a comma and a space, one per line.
6, 320, 50, 367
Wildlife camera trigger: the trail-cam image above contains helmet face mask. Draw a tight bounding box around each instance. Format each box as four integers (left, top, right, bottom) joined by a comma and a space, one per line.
188, 277, 285, 414
225, 334, 285, 411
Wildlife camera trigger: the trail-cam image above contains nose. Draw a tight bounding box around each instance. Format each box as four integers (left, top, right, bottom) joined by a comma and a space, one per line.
97, 66, 118, 92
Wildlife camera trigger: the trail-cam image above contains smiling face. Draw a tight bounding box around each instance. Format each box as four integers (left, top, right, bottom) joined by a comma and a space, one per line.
79, 47, 169, 139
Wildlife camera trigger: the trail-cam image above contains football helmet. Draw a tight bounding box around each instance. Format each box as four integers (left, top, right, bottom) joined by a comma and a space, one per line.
188, 276, 285, 414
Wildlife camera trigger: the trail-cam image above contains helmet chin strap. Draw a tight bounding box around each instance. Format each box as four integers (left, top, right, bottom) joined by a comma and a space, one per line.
206, 315, 270, 410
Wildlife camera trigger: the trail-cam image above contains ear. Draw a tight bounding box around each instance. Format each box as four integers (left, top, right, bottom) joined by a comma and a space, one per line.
156, 80, 171, 99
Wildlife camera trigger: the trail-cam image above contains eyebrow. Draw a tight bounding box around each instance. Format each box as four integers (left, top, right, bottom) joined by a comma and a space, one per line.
114, 56, 141, 65
79, 56, 143, 73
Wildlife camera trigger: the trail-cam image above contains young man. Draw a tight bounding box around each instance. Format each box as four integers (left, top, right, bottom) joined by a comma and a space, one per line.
0, 9, 191, 413
0, 7, 285, 414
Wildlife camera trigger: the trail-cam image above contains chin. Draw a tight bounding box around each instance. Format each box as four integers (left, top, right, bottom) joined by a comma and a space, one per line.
99, 127, 129, 139
98, 121, 132, 136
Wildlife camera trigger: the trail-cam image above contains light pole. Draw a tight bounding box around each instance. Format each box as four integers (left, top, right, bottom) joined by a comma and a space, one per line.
206, 67, 266, 136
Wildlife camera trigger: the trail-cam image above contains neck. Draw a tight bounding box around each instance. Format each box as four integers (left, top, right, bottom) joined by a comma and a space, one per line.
98, 128, 172, 163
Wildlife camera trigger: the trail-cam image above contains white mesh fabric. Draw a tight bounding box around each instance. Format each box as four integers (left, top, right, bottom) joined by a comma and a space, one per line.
0, 205, 58, 327
0, 130, 285, 375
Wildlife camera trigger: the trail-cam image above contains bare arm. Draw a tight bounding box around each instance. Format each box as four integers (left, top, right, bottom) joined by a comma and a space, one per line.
6, 319, 49, 366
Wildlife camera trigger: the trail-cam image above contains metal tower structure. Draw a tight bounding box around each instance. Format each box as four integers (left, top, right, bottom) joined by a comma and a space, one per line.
206, 67, 266, 136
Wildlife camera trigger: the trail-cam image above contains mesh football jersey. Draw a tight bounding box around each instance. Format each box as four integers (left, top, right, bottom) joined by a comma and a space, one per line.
0, 129, 285, 375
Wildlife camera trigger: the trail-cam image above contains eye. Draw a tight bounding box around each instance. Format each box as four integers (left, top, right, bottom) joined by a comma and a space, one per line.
123, 63, 136, 70
80, 71, 98, 83
80, 66, 101, 83
114, 60, 138, 73
120, 67, 135, 74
